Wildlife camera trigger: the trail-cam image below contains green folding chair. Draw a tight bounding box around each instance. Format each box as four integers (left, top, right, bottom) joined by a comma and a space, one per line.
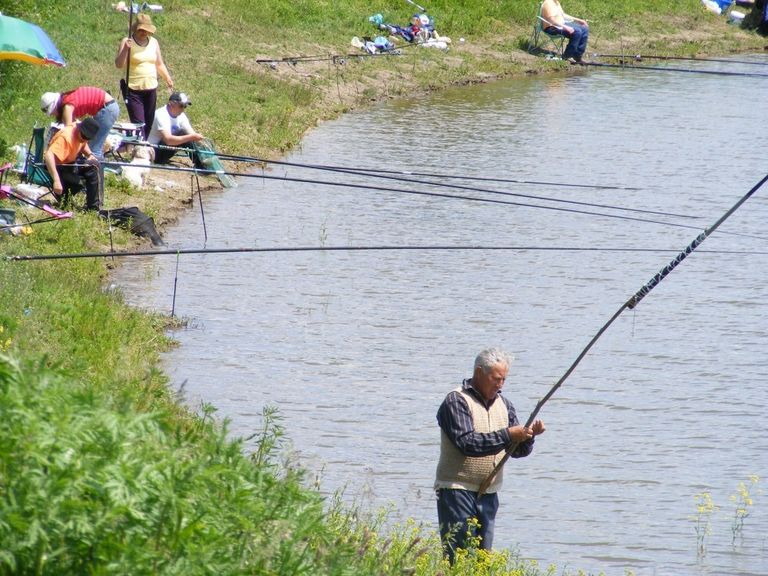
528, 2, 565, 58
21, 126, 54, 193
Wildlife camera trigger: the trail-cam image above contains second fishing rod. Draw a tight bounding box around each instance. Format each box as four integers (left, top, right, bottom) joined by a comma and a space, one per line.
131, 143, 702, 224
102, 159, 736, 237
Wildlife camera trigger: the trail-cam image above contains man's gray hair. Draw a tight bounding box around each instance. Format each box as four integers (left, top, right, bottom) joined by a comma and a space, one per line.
474, 347, 513, 374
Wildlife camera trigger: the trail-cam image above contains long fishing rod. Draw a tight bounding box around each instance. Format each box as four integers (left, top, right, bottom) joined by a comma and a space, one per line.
0, 215, 63, 231
121, 2, 133, 107
124, 140, 642, 193
190, 170, 208, 243
8, 244, 768, 263
262, 160, 691, 220
255, 49, 404, 66
211, 150, 642, 192
103, 160, 738, 236
593, 53, 768, 67
205, 151, 687, 219
0, 187, 73, 220
405, 0, 427, 12
311, 164, 642, 191
476, 171, 768, 497
583, 60, 768, 79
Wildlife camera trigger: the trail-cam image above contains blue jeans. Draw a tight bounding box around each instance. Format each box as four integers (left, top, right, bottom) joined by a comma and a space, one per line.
546, 22, 589, 60
90, 100, 120, 161
436, 488, 499, 563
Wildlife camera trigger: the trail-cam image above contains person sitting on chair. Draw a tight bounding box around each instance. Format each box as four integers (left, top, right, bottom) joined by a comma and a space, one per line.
147, 92, 205, 165
540, 0, 589, 63
43, 117, 104, 211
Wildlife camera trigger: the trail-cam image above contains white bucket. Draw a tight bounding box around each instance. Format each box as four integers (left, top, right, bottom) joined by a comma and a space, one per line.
728, 10, 746, 23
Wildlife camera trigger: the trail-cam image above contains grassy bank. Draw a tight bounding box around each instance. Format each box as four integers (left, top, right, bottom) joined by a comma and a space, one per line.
0, 0, 765, 573
1, 0, 764, 155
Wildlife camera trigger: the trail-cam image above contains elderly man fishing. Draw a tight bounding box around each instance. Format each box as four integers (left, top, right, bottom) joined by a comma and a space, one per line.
434, 347, 545, 562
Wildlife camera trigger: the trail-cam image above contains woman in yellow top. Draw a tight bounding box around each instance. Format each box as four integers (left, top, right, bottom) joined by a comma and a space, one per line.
114, 13, 174, 139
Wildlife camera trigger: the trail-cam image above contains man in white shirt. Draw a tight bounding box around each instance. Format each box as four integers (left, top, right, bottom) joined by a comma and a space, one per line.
147, 92, 205, 164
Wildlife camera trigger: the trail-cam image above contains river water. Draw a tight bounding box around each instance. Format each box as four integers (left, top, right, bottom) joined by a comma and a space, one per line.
113, 56, 768, 575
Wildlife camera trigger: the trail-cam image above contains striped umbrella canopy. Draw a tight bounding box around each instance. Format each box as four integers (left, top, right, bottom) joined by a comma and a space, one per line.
0, 13, 66, 67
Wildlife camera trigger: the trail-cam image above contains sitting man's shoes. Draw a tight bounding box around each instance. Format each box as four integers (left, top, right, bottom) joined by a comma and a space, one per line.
566, 57, 578, 64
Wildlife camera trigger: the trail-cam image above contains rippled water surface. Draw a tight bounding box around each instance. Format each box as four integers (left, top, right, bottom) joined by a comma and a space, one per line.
114, 56, 768, 575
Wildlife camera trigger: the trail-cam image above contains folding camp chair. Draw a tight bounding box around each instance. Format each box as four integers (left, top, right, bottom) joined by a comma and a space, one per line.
20, 126, 54, 193
528, 2, 566, 58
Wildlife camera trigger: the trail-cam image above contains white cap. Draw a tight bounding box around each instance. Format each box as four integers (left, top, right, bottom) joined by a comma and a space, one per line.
169, 91, 192, 106
40, 92, 60, 116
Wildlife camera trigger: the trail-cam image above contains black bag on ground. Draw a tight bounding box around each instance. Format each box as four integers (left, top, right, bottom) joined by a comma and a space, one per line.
98, 206, 164, 246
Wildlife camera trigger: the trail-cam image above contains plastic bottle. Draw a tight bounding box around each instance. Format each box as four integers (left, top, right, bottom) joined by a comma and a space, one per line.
13, 144, 27, 172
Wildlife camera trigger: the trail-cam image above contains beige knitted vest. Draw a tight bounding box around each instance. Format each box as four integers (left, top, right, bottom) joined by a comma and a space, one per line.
434, 387, 509, 493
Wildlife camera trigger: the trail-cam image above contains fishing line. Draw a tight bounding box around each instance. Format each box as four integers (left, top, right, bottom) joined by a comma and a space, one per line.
105, 212, 115, 261
0, 215, 61, 230
137, 148, 694, 220
210, 150, 642, 192
254, 49, 404, 66
7, 244, 768, 263
582, 60, 768, 78
405, 0, 426, 11
191, 170, 208, 244
310, 164, 641, 191
0, 186, 72, 220
476, 171, 768, 497
593, 53, 768, 67
211, 154, 683, 219
101, 160, 767, 240
113, 140, 643, 193
171, 250, 180, 317
258, 160, 692, 220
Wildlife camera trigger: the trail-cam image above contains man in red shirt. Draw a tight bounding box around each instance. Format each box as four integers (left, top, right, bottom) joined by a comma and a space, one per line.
41, 87, 120, 161
43, 117, 103, 211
